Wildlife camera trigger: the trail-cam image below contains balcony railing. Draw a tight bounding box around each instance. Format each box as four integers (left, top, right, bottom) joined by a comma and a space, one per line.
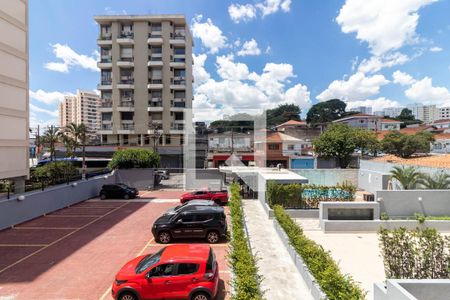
101, 124, 112, 130
148, 32, 162, 38
119, 77, 134, 84
149, 101, 163, 107
172, 58, 185, 63
149, 79, 162, 84
171, 124, 184, 130
173, 101, 186, 108
121, 123, 135, 130
100, 80, 112, 86
173, 33, 186, 40
101, 101, 112, 108
120, 101, 134, 107
119, 57, 133, 62
172, 79, 186, 85
100, 57, 112, 63
99, 34, 112, 40
149, 56, 162, 61
119, 32, 134, 38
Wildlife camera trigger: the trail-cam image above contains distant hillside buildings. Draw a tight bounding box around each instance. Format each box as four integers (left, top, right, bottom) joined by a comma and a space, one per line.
59, 90, 101, 133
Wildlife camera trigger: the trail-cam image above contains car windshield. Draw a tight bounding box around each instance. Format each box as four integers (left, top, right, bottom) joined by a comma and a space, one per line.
135, 248, 165, 273
117, 184, 131, 189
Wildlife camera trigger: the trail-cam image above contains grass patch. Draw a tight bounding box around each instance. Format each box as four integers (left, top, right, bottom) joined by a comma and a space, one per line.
273, 205, 365, 300
228, 182, 264, 300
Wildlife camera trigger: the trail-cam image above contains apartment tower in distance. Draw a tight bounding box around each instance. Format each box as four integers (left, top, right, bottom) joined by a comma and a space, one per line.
94, 15, 192, 167
59, 90, 101, 135
0, 0, 29, 192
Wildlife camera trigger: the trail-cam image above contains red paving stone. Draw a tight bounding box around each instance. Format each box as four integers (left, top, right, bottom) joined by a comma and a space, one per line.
0, 195, 231, 300
49, 207, 116, 216
0, 228, 74, 245
139, 189, 186, 199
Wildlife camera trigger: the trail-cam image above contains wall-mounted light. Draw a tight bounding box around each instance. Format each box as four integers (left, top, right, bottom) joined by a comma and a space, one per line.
376, 197, 382, 202
17, 195, 25, 201
72, 182, 78, 187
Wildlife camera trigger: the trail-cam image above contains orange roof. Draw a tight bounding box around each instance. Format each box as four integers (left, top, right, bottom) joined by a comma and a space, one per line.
266, 132, 282, 142
434, 133, 450, 140
380, 118, 402, 123
434, 119, 450, 124
276, 120, 307, 127
264, 132, 303, 143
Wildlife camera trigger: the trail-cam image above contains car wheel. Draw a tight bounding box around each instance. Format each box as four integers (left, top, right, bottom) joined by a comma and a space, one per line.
124, 194, 130, 200
118, 292, 138, 300
206, 231, 220, 244
100, 194, 106, 200
158, 231, 172, 244
191, 292, 211, 300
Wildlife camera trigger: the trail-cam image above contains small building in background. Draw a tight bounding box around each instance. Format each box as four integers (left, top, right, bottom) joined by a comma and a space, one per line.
275, 119, 322, 141
333, 113, 402, 131
350, 106, 372, 115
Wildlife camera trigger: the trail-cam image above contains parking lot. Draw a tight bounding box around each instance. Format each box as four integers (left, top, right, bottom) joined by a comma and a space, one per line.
0, 190, 230, 300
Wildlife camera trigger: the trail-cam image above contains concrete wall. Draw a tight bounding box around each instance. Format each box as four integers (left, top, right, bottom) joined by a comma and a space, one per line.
375, 279, 450, 300
358, 168, 390, 194
184, 168, 223, 190
0, 172, 116, 231
360, 160, 450, 176
291, 169, 358, 186
376, 190, 450, 217
115, 168, 155, 190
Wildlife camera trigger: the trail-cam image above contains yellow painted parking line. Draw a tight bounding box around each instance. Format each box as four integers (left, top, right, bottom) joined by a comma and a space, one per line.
98, 237, 155, 300
0, 202, 130, 275
0, 244, 48, 247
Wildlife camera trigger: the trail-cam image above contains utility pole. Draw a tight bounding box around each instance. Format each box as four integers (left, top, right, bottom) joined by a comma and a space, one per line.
50, 125, 54, 161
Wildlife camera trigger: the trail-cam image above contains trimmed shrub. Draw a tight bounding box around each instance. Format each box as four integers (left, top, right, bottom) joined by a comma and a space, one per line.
108, 149, 160, 169
228, 183, 264, 300
266, 181, 356, 209
274, 205, 365, 300
31, 161, 79, 183
379, 227, 450, 279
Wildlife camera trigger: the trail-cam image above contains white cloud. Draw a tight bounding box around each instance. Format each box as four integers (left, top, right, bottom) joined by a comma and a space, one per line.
430, 46, 443, 52
216, 55, 250, 81
358, 52, 410, 73
193, 54, 210, 87
346, 97, 402, 111
29, 89, 72, 105
30, 103, 58, 117
191, 15, 227, 54
249, 62, 295, 102
228, 0, 291, 23
284, 84, 311, 110
237, 39, 261, 56
316, 72, 389, 102
257, 0, 292, 17
336, 0, 436, 56
405, 77, 450, 106
44, 43, 99, 73
228, 4, 257, 23
29, 111, 58, 129
265, 46, 272, 54
392, 70, 416, 86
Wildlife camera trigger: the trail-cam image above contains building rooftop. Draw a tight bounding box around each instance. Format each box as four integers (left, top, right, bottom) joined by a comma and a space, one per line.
275, 120, 307, 127
261, 132, 304, 143
332, 113, 380, 122
380, 118, 402, 123
433, 119, 450, 124
370, 154, 450, 168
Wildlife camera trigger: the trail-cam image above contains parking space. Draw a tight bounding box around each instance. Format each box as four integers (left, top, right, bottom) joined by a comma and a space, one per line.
0, 191, 231, 300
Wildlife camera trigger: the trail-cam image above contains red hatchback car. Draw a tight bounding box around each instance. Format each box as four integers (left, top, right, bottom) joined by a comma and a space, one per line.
180, 190, 228, 205
112, 244, 219, 300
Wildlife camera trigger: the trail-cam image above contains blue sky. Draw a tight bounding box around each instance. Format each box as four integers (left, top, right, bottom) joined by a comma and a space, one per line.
29, 0, 450, 127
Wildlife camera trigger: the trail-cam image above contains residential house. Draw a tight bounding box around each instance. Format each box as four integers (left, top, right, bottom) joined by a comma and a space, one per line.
333, 113, 402, 131
275, 119, 322, 141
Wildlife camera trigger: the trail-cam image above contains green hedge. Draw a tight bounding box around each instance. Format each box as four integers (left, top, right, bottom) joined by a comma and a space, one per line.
108, 148, 160, 169
228, 182, 264, 300
273, 205, 365, 300
266, 181, 356, 209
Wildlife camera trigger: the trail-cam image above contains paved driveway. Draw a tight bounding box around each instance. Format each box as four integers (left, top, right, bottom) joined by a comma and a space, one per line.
0, 192, 230, 300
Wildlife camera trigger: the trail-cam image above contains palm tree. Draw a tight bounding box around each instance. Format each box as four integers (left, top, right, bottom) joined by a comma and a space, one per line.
42, 126, 60, 161
390, 166, 422, 190
64, 123, 88, 177
59, 133, 76, 158
419, 172, 450, 189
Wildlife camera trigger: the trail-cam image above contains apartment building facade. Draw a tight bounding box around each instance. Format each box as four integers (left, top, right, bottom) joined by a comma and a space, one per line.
94, 15, 192, 155
59, 90, 101, 133
350, 106, 372, 115
0, 0, 29, 191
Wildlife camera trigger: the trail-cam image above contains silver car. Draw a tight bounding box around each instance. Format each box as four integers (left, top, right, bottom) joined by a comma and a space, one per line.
163, 200, 217, 216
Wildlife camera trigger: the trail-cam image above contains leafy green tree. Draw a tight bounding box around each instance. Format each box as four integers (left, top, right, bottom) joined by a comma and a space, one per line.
390, 166, 422, 190
265, 104, 301, 126
64, 123, 89, 174
354, 129, 379, 156
418, 172, 450, 189
382, 131, 434, 158
41, 126, 60, 161
313, 124, 358, 168
59, 133, 76, 158
306, 99, 347, 124
108, 148, 160, 169
394, 108, 422, 128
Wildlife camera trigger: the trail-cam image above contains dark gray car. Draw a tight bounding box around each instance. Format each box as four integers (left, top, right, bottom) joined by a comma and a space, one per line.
164, 200, 217, 216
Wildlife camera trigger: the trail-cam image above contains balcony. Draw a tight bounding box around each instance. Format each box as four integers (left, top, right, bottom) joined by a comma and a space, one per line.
148, 56, 163, 67
99, 100, 113, 112
170, 123, 185, 134
171, 101, 186, 112
97, 35, 112, 45
170, 78, 186, 90
148, 33, 163, 45
118, 122, 135, 134
98, 81, 112, 90
117, 57, 134, 67
170, 34, 186, 46
148, 79, 163, 89
148, 99, 164, 112
170, 57, 185, 68
97, 57, 112, 68
117, 77, 134, 89
118, 100, 135, 112
98, 123, 113, 134
117, 32, 134, 44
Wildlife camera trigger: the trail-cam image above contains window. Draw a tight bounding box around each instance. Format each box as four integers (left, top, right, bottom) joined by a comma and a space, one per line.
288, 145, 295, 151
121, 112, 134, 120
136, 249, 164, 273
174, 69, 186, 77
165, 135, 171, 145
174, 48, 185, 55
177, 214, 194, 223
268, 144, 280, 150
148, 264, 175, 277
206, 249, 216, 272
120, 46, 133, 58
174, 91, 185, 98
151, 68, 162, 80
176, 264, 199, 275
195, 214, 212, 222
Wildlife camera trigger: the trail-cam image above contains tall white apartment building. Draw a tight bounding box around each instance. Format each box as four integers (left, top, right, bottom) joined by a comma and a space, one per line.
94, 15, 193, 151
351, 106, 372, 115
0, 0, 29, 191
438, 106, 450, 120
407, 103, 438, 124
59, 90, 101, 133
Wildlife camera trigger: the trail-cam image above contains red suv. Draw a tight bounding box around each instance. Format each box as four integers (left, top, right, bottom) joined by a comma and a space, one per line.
112, 244, 219, 300
180, 190, 228, 205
